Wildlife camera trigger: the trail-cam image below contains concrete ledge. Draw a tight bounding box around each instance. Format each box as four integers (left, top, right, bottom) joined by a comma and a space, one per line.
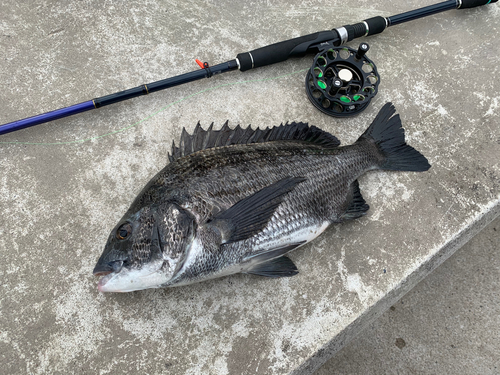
301, 205, 500, 375
316, 216, 500, 374
1, 1, 499, 374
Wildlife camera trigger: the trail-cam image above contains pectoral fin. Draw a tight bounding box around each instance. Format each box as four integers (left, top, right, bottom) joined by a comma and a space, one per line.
245, 256, 298, 278
243, 241, 305, 278
208, 177, 306, 243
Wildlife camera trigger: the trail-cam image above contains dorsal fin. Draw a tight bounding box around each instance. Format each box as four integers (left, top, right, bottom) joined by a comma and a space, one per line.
168, 121, 341, 162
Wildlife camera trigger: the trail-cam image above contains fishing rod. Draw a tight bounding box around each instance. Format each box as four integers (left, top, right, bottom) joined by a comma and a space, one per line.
0, 0, 497, 136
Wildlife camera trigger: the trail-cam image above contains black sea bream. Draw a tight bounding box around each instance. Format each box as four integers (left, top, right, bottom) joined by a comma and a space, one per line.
93, 103, 430, 292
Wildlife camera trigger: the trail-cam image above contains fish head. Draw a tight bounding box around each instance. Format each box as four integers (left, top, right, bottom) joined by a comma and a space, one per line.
93, 203, 195, 292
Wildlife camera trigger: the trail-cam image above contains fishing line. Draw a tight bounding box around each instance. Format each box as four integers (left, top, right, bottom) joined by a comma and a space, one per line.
0, 68, 308, 146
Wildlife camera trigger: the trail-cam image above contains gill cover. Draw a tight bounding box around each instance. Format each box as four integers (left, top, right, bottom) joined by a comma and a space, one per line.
94, 203, 195, 292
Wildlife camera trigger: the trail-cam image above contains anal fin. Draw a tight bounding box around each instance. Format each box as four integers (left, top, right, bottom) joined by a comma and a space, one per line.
245, 256, 298, 278
341, 180, 369, 221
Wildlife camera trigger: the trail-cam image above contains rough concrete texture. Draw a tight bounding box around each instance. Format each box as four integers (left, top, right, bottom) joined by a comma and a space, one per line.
0, 0, 499, 374
315, 215, 500, 375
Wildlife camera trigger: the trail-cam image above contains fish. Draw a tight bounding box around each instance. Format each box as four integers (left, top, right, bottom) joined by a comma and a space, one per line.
93, 102, 430, 292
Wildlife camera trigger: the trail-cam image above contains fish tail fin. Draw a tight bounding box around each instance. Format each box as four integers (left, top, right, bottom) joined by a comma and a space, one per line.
357, 102, 431, 172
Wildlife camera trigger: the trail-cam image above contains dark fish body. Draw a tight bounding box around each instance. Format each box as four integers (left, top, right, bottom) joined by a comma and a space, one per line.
94, 103, 430, 292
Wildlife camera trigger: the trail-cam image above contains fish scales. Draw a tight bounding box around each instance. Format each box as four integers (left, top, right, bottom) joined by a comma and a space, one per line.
155, 142, 375, 220
154, 144, 370, 285
94, 103, 430, 292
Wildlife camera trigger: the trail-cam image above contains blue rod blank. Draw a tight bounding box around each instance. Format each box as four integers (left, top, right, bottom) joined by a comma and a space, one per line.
0, 100, 96, 136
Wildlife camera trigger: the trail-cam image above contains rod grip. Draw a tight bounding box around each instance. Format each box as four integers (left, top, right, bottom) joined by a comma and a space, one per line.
236, 30, 338, 71
340, 16, 387, 43
459, 0, 498, 8
364, 16, 387, 36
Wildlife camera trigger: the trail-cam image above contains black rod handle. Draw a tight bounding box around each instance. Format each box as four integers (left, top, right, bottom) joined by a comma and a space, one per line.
236, 30, 339, 72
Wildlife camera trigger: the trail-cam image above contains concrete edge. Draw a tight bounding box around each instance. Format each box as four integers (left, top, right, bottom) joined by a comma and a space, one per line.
291, 200, 500, 375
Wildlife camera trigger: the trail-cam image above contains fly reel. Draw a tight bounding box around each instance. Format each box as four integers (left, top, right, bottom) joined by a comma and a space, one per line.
305, 43, 380, 117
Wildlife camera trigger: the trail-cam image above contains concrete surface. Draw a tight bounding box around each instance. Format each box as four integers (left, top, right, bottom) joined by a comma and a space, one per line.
315, 215, 500, 375
0, 0, 499, 374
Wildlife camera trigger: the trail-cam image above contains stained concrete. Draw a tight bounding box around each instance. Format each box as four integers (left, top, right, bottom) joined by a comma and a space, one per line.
0, 1, 499, 374
315, 215, 500, 375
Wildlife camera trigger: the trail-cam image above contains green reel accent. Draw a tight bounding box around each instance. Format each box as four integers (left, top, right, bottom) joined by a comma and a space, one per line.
305, 43, 380, 118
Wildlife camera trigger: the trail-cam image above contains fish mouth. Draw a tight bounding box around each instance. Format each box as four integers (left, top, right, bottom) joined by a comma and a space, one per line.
93, 270, 112, 277
93, 263, 113, 277
94, 263, 123, 292
96, 261, 167, 293
97, 273, 117, 292
93, 259, 124, 276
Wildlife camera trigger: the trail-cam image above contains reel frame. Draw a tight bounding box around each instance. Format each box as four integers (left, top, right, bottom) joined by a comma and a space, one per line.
305, 43, 380, 117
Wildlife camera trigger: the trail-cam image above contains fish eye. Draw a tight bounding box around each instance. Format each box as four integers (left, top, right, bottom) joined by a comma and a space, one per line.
116, 223, 132, 240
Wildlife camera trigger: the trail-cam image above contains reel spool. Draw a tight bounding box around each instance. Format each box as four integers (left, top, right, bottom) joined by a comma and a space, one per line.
305, 43, 380, 117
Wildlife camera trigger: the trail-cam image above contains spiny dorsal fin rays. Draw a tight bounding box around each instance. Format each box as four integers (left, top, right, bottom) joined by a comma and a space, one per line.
169, 139, 178, 162
240, 125, 254, 144
205, 122, 219, 149
227, 124, 243, 145
167, 121, 341, 162
180, 127, 192, 157
213, 121, 231, 147
199, 123, 212, 151
192, 122, 205, 153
